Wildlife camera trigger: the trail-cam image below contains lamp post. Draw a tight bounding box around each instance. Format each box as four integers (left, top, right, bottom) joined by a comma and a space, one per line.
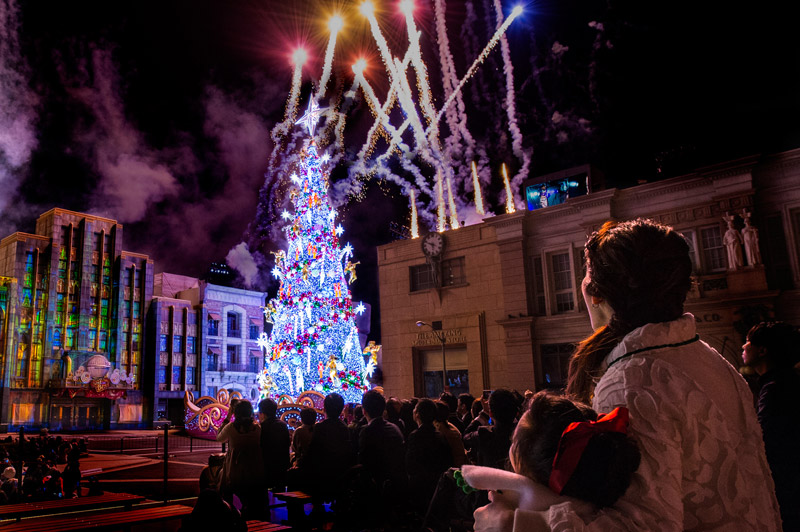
416, 321, 448, 393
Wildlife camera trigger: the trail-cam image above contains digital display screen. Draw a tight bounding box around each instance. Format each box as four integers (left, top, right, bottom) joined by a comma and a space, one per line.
525, 174, 588, 210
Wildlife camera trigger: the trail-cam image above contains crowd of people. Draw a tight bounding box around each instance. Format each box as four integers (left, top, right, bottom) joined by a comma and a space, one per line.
0, 429, 86, 505
194, 218, 799, 532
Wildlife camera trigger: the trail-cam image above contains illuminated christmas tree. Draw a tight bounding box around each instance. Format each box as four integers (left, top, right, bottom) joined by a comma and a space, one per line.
257, 98, 370, 404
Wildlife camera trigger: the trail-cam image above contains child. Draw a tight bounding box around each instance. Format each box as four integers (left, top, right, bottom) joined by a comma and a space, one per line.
461, 391, 641, 530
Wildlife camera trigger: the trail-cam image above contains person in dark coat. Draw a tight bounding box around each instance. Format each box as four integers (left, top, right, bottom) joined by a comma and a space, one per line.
405, 398, 453, 516
743, 321, 800, 531
305, 393, 355, 501
439, 391, 465, 434
457, 393, 475, 428
463, 389, 519, 469
258, 398, 291, 492
358, 390, 407, 524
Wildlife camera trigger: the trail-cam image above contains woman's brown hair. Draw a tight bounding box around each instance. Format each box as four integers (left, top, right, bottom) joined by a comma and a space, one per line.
566, 219, 693, 403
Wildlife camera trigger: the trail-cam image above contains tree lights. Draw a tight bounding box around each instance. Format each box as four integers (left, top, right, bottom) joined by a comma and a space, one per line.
258, 103, 370, 403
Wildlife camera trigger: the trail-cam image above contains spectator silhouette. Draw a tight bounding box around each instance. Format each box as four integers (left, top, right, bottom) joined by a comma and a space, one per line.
385, 397, 406, 439
258, 398, 291, 492
463, 389, 519, 469
440, 392, 465, 434
434, 401, 466, 467
743, 321, 800, 531
358, 390, 407, 524
406, 398, 453, 516
291, 407, 316, 469
179, 488, 246, 532
216, 400, 264, 519
305, 393, 356, 509
457, 393, 475, 427
399, 399, 419, 440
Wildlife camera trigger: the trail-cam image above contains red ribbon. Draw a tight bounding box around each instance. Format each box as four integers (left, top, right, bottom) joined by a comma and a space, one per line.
548, 406, 629, 494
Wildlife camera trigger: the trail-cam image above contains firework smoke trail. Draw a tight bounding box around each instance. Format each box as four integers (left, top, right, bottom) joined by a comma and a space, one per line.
493, 0, 529, 207
316, 15, 343, 101
410, 189, 419, 238
360, 2, 401, 90
436, 170, 446, 231
0, 0, 38, 221
360, 2, 439, 168
502, 163, 516, 213
446, 175, 459, 229
432, 0, 476, 178
352, 66, 412, 163
428, 5, 522, 136
471, 161, 485, 215
400, 0, 438, 138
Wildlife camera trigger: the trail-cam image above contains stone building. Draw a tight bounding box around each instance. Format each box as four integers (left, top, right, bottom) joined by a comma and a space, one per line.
0, 208, 152, 430
377, 149, 800, 399
151, 273, 266, 419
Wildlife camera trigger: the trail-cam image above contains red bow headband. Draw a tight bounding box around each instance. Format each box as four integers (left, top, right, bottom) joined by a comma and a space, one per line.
548, 406, 629, 494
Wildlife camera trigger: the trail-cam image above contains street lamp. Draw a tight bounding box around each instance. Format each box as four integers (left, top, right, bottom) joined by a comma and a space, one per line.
416, 320, 448, 393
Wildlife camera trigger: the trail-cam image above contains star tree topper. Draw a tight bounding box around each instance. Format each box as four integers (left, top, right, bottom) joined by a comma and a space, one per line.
295, 97, 328, 137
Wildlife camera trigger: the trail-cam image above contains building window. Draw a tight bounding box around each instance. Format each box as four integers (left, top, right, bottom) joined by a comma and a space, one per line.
249, 324, 260, 340
132, 301, 141, 319
187, 336, 196, 354
249, 356, 261, 373
88, 330, 97, 350
700, 225, 726, 272
160, 334, 168, 352
207, 386, 218, 399
532, 257, 546, 315
186, 367, 195, 385
410, 263, 436, 292
227, 345, 240, 366
410, 257, 467, 292
206, 353, 218, 371
540, 343, 574, 389
173, 335, 183, 353
441, 257, 466, 286
158, 366, 166, 383
763, 212, 792, 289
172, 366, 181, 384
227, 312, 240, 337
132, 333, 140, 352
551, 252, 575, 313
208, 318, 219, 336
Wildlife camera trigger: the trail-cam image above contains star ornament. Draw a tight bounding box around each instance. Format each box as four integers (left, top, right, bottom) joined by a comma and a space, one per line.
295, 97, 329, 137
355, 302, 366, 315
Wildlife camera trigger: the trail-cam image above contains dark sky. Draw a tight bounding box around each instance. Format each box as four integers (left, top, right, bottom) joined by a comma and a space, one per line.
1, 0, 798, 341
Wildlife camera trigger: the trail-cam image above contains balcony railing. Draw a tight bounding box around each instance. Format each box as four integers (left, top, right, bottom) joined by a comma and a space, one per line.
225, 363, 248, 372
206, 363, 219, 372
227, 329, 240, 338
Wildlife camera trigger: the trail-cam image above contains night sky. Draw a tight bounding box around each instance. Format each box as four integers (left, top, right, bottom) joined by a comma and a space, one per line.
1, 0, 798, 341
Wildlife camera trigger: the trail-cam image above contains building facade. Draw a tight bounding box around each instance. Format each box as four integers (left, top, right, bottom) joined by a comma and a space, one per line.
0, 209, 152, 431
378, 149, 800, 399
150, 273, 266, 424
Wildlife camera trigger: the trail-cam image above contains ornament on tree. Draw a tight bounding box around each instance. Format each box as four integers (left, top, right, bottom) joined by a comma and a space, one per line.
258, 96, 371, 403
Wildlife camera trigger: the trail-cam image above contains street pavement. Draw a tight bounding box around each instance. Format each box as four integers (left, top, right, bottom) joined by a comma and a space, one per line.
62, 429, 223, 501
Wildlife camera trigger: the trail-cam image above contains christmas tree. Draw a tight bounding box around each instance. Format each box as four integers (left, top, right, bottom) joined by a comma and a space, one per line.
257, 98, 371, 404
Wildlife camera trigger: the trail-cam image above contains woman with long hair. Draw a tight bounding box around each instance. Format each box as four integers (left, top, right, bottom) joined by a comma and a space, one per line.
472, 219, 781, 531
216, 400, 264, 519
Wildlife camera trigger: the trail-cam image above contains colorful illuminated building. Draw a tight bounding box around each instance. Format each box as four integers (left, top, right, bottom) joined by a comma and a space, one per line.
0, 208, 152, 431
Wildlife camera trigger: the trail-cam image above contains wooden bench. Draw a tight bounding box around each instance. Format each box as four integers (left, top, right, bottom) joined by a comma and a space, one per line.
246, 519, 292, 531
0, 503, 193, 531
0, 492, 146, 522
271, 491, 312, 525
